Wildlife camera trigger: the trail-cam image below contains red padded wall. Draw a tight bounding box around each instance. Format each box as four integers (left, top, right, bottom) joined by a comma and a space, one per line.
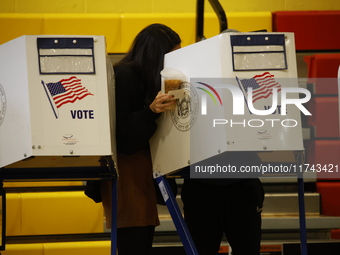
273, 11, 340, 50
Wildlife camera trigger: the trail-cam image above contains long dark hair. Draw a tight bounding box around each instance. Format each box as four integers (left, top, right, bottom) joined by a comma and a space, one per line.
115, 23, 181, 105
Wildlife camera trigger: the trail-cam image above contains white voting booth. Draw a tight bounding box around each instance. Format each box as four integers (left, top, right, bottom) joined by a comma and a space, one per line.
151, 32, 306, 177
0, 35, 116, 171
0, 35, 118, 254
151, 32, 310, 255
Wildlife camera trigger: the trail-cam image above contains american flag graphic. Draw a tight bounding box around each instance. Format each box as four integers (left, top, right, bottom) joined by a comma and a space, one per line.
44, 76, 93, 108
239, 72, 281, 103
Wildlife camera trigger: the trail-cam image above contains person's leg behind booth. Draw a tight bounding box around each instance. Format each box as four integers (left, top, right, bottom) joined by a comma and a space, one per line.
223, 179, 264, 255
181, 179, 225, 255
117, 226, 155, 255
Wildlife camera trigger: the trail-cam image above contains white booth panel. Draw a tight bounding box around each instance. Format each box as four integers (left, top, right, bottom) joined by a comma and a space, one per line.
0, 35, 115, 168
150, 32, 305, 176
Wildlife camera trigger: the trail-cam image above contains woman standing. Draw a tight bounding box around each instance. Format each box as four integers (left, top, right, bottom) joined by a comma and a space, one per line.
101, 23, 181, 255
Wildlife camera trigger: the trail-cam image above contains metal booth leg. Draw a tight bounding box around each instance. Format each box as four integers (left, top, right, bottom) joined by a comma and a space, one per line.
297, 152, 308, 255
298, 177, 308, 255
111, 176, 118, 255
155, 175, 199, 255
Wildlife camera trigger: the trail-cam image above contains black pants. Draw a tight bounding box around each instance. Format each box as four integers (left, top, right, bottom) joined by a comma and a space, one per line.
117, 225, 155, 255
181, 178, 264, 255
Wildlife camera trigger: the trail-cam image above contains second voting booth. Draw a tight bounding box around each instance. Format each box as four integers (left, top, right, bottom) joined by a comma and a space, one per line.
0, 35, 117, 251
150, 32, 310, 254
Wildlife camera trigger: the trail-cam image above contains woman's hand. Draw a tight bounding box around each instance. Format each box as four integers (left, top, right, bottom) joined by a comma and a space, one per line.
149, 91, 176, 113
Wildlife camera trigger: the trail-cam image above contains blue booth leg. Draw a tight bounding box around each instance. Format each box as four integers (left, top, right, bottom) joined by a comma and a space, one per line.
155, 175, 199, 255
298, 175, 308, 255
111, 177, 118, 255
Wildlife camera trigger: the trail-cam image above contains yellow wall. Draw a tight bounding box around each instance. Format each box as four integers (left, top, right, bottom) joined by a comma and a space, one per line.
0, 12, 273, 52
1, 0, 339, 13
1, 0, 339, 52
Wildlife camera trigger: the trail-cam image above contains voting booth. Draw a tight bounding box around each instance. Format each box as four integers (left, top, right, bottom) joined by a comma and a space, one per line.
0, 35, 116, 173
150, 32, 310, 255
0, 35, 117, 252
150, 32, 306, 178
